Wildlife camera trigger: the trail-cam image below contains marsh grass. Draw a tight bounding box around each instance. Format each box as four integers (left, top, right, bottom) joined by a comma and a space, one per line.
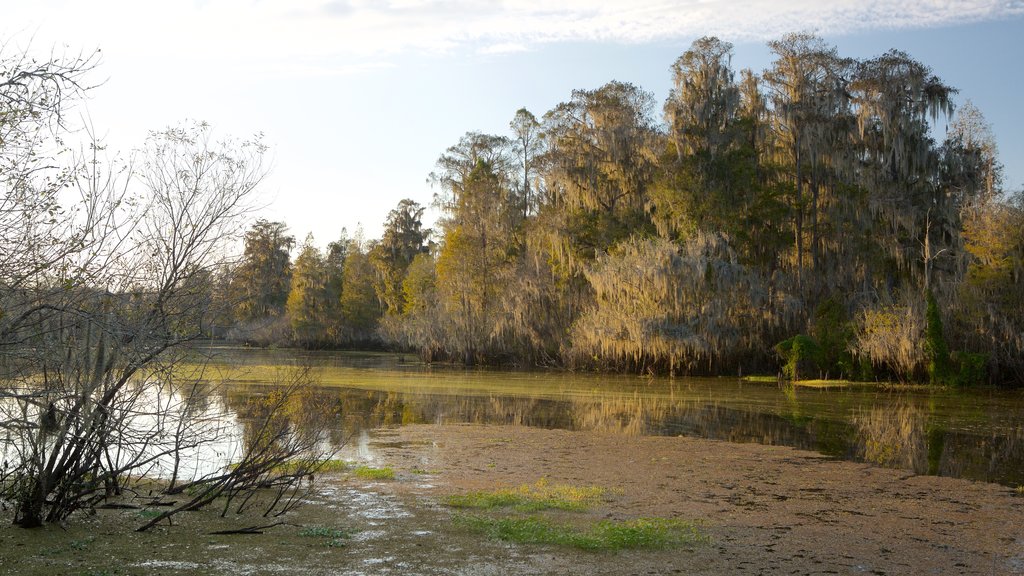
352, 465, 395, 480
453, 514, 704, 551
444, 479, 605, 512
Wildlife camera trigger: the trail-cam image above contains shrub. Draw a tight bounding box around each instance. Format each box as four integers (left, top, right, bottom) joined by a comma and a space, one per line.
775, 334, 821, 381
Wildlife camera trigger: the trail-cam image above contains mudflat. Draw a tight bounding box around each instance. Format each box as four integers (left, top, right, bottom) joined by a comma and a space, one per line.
1, 423, 1021, 575
371, 423, 1024, 575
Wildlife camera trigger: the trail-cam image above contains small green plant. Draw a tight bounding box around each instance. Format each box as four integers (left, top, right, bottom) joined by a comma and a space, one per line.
352, 465, 395, 480
1015, 485, 1024, 496
137, 509, 164, 519
445, 479, 605, 512
299, 526, 357, 547
453, 514, 704, 551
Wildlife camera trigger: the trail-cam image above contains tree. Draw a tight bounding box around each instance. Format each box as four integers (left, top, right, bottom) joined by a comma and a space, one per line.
542, 81, 659, 260
338, 232, 381, 344
569, 234, 770, 374
286, 235, 339, 346
370, 199, 430, 315
0, 112, 265, 526
763, 33, 854, 289
232, 220, 295, 322
509, 108, 544, 221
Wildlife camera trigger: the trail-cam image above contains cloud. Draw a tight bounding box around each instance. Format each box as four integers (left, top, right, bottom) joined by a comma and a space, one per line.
478, 42, 531, 55
5, 0, 1022, 76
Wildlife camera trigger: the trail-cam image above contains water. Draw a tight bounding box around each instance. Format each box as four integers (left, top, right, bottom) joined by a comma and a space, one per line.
204, 347, 1024, 487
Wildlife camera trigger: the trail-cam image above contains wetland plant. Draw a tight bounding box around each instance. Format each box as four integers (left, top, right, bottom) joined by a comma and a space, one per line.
353, 465, 396, 480
444, 479, 605, 512
453, 514, 705, 551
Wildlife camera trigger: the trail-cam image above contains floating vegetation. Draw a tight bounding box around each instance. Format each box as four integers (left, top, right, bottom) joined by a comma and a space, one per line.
453, 514, 705, 551
444, 479, 605, 512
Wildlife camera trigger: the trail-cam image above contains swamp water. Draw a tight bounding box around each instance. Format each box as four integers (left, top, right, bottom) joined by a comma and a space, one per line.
204, 347, 1024, 487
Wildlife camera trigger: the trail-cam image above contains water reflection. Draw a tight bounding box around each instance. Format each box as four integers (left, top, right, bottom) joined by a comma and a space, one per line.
10, 347, 1016, 488
223, 371, 1024, 487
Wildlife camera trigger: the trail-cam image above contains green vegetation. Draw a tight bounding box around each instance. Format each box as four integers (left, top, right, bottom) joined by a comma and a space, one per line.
299, 525, 358, 547
925, 291, 953, 385
444, 480, 605, 512
352, 465, 395, 480
453, 514, 705, 551
273, 459, 349, 475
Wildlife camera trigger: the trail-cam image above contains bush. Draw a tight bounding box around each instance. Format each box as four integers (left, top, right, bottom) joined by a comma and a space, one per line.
775, 334, 821, 381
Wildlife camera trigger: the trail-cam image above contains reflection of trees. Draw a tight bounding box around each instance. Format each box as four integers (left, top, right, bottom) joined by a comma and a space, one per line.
214, 380, 1024, 487
138, 368, 335, 532
853, 403, 928, 472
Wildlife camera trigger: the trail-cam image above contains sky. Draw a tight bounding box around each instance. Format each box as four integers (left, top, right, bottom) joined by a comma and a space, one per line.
5, 0, 1023, 246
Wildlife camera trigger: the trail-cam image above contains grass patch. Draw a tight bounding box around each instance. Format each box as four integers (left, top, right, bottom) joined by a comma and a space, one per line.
352, 465, 395, 480
444, 479, 605, 512
453, 514, 704, 551
299, 525, 357, 547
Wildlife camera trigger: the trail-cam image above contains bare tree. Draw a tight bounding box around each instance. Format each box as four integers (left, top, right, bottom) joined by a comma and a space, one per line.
0, 44, 279, 526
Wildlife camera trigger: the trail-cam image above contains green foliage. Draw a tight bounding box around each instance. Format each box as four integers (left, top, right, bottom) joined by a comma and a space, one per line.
370, 199, 430, 315
338, 238, 382, 344
924, 291, 953, 385
444, 480, 605, 512
453, 514, 704, 551
352, 465, 394, 480
775, 334, 820, 381
953, 352, 988, 387
811, 298, 856, 378
286, 235, 340, 346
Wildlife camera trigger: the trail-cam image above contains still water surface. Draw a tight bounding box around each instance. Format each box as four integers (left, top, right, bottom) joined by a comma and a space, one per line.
210, 347, 1024, 487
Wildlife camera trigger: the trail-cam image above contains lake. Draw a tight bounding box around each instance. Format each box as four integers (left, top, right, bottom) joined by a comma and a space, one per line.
202, 346, 1024, 487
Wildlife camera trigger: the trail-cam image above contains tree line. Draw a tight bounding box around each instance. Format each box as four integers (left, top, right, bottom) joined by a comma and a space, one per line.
215, 34, 1021, 385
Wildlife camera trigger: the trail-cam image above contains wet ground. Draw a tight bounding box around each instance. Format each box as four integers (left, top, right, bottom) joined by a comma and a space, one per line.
2, 423, 1023, 575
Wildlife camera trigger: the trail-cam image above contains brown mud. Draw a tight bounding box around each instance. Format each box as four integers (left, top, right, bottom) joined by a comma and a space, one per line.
2, 423, 1022, 575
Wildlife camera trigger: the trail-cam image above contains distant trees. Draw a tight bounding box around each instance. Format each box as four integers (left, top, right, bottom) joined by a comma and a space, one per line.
360, 33, 1019, 385
286, 234, 339, 346
129, 33, 1019, 386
